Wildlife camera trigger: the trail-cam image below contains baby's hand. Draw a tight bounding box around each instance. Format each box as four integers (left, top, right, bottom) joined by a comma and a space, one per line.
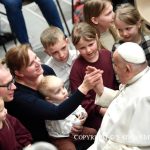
79, 117, 86, 125
72, 119, 81, 126
78, 112, 87, 125
72, 112, 87, 125
78, 112, 88, 120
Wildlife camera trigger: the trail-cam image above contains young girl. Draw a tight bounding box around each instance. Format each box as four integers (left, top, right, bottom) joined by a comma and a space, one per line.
83, 0, 120, 51
113, 3, 150, 65
0, 97, 32, 150
70, 22, 118, 132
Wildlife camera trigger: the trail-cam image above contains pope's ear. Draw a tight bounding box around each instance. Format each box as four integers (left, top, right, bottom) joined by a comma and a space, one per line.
14, 70, 24, 77
126, 64, 132, 73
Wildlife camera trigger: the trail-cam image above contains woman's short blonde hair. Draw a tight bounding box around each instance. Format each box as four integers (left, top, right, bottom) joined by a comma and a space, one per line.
5, 44, 31, 76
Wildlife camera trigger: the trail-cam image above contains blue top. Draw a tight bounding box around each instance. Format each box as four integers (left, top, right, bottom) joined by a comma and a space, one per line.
5, 64, 85, 142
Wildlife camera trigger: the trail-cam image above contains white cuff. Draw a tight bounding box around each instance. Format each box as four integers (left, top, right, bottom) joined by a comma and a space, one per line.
95, 87, 118, 107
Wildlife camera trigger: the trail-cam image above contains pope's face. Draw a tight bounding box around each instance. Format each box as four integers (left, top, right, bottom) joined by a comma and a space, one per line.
113, 51, 128, 84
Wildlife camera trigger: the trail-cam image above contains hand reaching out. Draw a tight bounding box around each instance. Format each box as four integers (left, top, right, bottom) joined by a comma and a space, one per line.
86, 66, 104, 95
78, 66, 102, 95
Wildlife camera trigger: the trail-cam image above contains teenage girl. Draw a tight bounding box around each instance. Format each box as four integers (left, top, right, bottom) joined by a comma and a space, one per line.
83, 0, 120, 51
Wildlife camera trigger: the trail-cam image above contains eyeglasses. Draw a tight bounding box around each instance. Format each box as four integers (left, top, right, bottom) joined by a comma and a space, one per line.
0, 78, 15, 90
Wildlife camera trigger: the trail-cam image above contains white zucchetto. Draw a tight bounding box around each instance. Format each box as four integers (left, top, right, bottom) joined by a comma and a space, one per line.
116, 42, 146, 64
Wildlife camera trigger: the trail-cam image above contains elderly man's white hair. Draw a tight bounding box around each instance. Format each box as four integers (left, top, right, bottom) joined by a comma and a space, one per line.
116, 42, 146, 64
23, 142, 57, 150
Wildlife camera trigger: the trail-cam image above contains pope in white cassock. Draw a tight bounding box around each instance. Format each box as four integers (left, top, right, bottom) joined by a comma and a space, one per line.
88, 42, 150, 150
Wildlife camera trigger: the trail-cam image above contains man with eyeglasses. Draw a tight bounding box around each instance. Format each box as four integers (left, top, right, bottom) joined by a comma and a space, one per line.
0, 61, 32, 149
0, 61, 16, 101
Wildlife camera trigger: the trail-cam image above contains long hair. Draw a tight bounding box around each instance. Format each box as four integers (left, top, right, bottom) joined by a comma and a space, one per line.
84, 0, 111, 26
115, 3, 149, 34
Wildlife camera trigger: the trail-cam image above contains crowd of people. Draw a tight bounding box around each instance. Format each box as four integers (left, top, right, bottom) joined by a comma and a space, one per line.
0, 0, 150, 150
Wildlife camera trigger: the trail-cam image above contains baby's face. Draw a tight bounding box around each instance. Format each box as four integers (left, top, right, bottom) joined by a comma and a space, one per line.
48, 78, 69, 103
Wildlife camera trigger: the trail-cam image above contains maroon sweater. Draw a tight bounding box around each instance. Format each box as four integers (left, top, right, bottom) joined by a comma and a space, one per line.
70, 49, 118, 130
0, 114, 32, 150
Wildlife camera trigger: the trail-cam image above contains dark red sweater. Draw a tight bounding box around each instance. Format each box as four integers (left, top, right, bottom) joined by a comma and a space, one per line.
0, 114, 32, 150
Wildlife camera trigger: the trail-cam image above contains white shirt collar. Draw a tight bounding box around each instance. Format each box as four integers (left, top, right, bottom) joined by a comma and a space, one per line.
127, 66, 150, 85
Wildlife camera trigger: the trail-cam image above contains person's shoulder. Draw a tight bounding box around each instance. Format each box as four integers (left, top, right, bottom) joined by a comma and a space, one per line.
42, 64, 56, 76
5, 114, 17, 126
69, 49, 78, 55
143, 34, 150, 41
6, 114, 13, 121
70, 55, 86, 73
45, 57, 53, 66
141, 35, 150, 49
100, 49, 111, 55
72, 55, 85, 65
99, 49, 113, 63
109, 24, 120, 40
68, 49, 78, 63
69, 48, 78, 53
112, 40, 124, 52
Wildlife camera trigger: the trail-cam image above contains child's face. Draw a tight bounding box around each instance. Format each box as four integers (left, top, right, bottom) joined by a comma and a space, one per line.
47, 79, 69, 103
115, 19, 141, 42
93, 2, 114, 32
44, 38, 69, 63
75, 37, 99, 63
0, 100, 7, 122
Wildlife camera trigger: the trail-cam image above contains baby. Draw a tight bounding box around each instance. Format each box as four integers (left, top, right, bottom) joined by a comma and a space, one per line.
38, 75, 87, 149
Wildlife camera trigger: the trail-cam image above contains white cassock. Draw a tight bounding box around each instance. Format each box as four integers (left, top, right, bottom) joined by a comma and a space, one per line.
88, 67, 150, 150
